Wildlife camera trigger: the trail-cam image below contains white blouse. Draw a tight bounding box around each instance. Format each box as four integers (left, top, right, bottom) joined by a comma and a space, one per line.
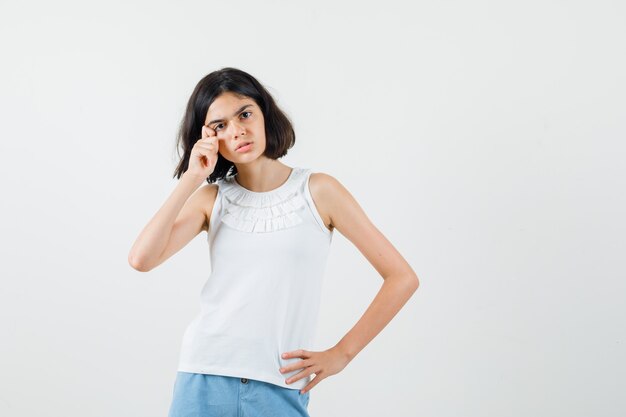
176, 167, 334, 390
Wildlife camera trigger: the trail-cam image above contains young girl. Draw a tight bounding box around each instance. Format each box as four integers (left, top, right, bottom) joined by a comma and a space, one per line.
128, 67, 419, 416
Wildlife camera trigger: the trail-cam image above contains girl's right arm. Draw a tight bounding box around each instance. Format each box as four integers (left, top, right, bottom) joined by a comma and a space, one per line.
127, 173, 214, 272
128, 125, 221, 272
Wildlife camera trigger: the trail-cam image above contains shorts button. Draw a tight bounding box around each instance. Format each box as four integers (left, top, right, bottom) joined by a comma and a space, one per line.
241, 378, 248, 384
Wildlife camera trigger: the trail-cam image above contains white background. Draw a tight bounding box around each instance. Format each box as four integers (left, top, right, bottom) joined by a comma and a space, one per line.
1, 1, 624, 416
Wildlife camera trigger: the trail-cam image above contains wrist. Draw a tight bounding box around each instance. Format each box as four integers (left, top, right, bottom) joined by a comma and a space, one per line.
333, 342, 356, 363
182, 171, 208, 185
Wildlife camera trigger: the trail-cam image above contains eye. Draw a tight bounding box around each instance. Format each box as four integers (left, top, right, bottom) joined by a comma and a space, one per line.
211, 112, 251, 132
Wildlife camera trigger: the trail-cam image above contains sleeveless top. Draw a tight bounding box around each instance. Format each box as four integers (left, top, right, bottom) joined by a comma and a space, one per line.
177, 167, 334, 390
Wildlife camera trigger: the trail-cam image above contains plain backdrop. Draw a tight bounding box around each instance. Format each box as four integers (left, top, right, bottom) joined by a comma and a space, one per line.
1, 0, 624, 416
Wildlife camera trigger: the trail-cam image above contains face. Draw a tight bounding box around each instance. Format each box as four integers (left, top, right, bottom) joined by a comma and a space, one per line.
204, 92, 266, 162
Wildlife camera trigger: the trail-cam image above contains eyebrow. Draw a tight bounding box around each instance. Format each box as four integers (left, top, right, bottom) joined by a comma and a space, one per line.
206, 104, 254, 126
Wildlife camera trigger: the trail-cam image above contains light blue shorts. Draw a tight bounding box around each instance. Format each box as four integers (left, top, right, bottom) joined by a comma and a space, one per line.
168, 371, 311, 417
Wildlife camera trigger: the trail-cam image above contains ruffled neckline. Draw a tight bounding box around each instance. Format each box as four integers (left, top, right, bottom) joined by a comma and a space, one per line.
217, 167, 309, 233
231, 167, 297, 195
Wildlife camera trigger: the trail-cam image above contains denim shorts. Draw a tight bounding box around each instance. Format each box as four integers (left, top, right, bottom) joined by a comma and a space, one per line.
168, 371, 311, 417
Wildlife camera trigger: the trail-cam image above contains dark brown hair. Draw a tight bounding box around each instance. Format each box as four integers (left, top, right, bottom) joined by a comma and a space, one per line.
173, 67, 296, 183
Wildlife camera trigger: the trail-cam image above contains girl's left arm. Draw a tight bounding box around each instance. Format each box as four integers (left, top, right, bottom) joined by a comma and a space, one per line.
280, 173, 419, 393
317, 173, 420, 360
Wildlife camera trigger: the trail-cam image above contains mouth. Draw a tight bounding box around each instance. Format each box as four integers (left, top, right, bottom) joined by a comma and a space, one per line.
236, 141, 252, 150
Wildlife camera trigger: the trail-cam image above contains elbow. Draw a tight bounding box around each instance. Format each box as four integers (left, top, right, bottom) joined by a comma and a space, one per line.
405, 273, 420, 293
386, 272, 420, 292
128, 252, 152, 272
412, 274, 420, 290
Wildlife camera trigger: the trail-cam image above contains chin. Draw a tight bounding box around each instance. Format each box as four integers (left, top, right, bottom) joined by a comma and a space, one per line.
224, 150, 261, 163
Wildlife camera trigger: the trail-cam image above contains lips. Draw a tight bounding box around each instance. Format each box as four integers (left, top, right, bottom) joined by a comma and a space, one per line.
236, 141, 252, 150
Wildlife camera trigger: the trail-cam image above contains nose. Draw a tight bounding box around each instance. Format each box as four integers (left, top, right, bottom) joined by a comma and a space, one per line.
225, 119, 246, 139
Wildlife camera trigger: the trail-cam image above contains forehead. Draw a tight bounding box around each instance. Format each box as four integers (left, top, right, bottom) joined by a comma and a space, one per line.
205, 93, 256, 119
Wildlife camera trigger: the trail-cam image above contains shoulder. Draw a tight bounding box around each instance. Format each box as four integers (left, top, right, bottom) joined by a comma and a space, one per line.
308, 171, 352, 197
308, 171, 340, 195
195, 182, 219, 200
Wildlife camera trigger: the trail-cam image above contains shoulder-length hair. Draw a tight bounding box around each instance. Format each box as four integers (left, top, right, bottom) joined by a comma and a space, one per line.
173, 67, 296, 183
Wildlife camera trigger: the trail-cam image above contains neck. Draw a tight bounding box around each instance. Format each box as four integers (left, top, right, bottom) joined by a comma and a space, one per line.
233, 159, 292, 192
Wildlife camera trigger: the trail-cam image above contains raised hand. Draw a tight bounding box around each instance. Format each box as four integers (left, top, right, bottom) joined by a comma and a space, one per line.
186, 125, 221, 179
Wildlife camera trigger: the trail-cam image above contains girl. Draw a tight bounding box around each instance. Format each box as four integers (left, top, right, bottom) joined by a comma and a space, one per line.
128, 67, 419, 416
